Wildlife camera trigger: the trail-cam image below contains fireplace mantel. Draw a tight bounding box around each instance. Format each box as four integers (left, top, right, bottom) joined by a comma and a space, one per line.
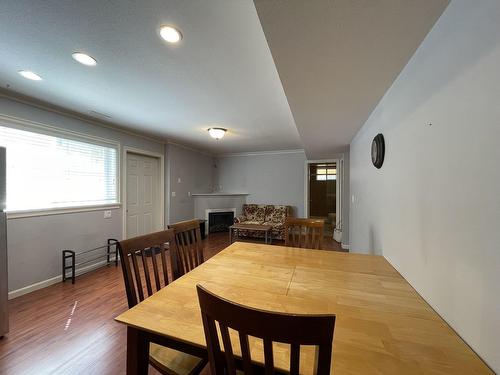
193, 194, 247, 232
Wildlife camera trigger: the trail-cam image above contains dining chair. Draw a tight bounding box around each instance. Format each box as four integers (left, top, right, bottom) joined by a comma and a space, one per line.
284, 217, 325, 250
117, 229, 207, 375
168, 219, 205, 280
196, 284, 336, 375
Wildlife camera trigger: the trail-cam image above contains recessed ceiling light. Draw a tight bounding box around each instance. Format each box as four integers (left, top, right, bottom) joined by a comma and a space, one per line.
72, 52, 97, 66
160, 25, 182, 43
18, 70, 42, 81
208, 128, 227, 140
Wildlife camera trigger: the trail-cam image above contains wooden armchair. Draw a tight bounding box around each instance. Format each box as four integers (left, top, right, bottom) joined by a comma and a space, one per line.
117, 229, 207, 375
284, 217, 325, 250
197, 284, 336, 374
168, 219, 205, 280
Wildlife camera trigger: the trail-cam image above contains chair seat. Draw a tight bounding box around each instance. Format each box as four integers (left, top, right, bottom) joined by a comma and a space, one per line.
149, 343, 206, 375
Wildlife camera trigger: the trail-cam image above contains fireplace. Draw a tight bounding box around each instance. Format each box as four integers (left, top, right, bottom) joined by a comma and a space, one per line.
208, 211, 234, 233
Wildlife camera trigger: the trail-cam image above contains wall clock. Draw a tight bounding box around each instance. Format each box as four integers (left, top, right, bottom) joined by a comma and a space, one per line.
371, 133, 385, 169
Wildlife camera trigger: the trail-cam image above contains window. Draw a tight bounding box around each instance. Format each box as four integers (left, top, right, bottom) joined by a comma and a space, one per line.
0, 124, 118, 212
315, 164, 336, 181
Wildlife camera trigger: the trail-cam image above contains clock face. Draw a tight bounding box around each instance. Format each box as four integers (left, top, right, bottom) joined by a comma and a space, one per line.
371, 134, 385, 169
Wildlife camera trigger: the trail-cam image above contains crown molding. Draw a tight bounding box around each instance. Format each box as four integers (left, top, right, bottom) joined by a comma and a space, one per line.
0, 90, 303, 159
217, 149, 305, 158
0, 89, 167, 145
167, 141, 215, 157
0, 90, 223, 157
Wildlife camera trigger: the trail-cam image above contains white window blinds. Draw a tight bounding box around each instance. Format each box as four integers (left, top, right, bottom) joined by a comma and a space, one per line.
0, 124, 118, 211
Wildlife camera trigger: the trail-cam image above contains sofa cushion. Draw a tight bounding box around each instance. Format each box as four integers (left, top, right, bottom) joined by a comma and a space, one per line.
265, 205, 289, 223
237, 204, 290, 240
242, 204, 266, 222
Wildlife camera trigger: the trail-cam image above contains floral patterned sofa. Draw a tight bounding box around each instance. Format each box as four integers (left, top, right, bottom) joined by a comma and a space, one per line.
234, 204, 291, 241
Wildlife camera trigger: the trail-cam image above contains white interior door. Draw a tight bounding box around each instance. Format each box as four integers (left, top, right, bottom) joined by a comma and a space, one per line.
126, 152, 161, 238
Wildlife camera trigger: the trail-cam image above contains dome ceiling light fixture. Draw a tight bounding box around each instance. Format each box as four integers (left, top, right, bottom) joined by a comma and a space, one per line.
208, 128, 227, 140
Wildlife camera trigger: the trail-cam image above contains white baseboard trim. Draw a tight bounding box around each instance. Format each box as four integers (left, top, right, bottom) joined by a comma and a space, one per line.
341, 243, 350, 250
8, 257, 118, 300
8, 275, 61, 300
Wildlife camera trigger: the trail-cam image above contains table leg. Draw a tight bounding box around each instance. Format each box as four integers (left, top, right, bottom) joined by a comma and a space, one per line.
127, 326, 150, 375
229, 228, 232, 244
265, 230, 268, 244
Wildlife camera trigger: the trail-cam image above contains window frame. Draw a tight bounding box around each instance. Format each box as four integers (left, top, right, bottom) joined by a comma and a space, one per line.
0, 114, 121, 219
313, 164, 337, 181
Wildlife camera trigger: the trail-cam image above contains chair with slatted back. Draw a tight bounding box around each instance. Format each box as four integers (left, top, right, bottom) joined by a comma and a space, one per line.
117, 229, 207, 375
168, 219, 205, 280
284, 217, 325, 250
196, 284, 336, 375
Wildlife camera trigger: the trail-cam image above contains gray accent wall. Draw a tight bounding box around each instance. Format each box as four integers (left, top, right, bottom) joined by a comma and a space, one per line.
0, 97, 164, 294
349, 1, 500, 371
8, 209, 122, 292
216, 152, 306, 216
166, 143, 215, 224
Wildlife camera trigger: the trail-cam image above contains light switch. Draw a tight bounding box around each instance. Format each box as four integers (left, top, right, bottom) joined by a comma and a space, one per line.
171, 191, 176, 197
177, 177, 182, 183
188, 191, 191, 196
104, 210, 112, 219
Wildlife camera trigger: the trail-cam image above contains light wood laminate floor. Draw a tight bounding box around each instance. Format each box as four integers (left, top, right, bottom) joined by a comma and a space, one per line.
0, 232, 343, 374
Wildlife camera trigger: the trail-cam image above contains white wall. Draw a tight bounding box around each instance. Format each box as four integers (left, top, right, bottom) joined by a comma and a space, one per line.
0, 96, 165, 295
216, 151, 306, 216
166, 143, 215, 224
349, 1, 500, 371
340, 148, 350, 247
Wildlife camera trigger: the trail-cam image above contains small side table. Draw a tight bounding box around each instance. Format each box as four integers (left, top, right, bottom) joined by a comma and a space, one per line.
229, 223, 273, 244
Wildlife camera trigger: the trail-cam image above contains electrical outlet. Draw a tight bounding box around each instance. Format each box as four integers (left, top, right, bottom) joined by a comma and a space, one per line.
188, 191, 191, 196
104, 210, 112, 219
171, 191, 176, 197
177, 177, 182, 183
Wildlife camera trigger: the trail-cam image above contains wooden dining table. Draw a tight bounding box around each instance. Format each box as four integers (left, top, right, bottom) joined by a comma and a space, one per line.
115, 242, 493, 374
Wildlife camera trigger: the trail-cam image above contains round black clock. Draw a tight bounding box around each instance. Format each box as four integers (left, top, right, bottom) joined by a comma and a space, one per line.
371, 134, 385, 169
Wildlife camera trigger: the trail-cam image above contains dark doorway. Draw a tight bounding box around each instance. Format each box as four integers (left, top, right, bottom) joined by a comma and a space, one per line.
308, 163, 336, 237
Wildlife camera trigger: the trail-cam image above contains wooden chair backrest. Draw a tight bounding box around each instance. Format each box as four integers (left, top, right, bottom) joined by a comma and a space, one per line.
197, 285, 336, 375
168, 219, 204, 279
284, 217, 325, 249
117, 229, 175, 308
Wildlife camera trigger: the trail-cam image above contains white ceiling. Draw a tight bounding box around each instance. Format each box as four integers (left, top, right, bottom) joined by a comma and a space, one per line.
254, 0, 449, 158
0, 0, 301, 154
0, 0, 449, 157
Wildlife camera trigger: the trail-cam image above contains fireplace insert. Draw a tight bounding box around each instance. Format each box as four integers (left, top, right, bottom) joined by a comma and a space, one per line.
208, 211, 234, 233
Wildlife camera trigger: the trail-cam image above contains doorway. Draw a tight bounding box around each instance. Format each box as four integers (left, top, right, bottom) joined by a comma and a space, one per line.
306, 161, 339, 239
124, 149, 164, 239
